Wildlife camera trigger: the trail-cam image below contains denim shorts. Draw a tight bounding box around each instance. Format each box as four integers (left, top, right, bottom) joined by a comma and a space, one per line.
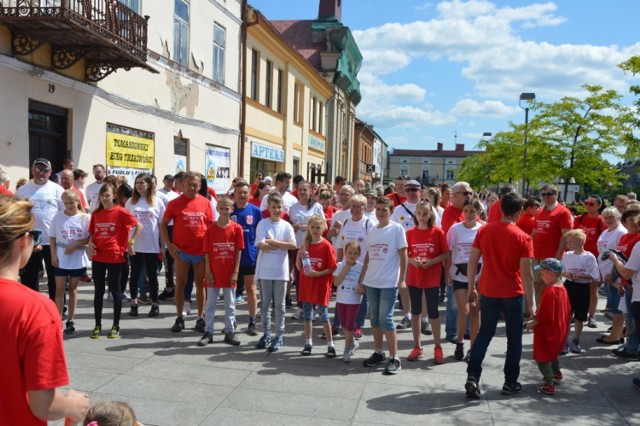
366, 286, 398, 331
302, 302, 330, 323
177, 251, 205, 265
54, 267, 87, 277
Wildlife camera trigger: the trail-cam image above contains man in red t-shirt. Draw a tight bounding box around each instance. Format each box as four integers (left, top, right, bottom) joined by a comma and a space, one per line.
386, 176, 407, 207
533, 184, 573, 306
464, 193, 534, 399
441, 181, 473, 233
160, 171, 214, 333
487, 186, 516, 223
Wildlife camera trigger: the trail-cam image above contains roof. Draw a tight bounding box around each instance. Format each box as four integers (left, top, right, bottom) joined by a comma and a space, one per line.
271, 20, 323, 70
390, 149, 484, 158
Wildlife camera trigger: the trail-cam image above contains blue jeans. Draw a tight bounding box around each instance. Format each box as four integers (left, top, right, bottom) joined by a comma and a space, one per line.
333, 295, 368, 329
467, 295, 524, 384
623, 288, 639, 353
366, 286, 398, 331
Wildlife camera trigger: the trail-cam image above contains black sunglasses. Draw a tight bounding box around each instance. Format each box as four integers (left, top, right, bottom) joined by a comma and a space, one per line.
456, 191, 473, 196
28, 229, 43, 246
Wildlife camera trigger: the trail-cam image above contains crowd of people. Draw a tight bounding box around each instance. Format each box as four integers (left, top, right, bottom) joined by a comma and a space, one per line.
2, 157, 640, 424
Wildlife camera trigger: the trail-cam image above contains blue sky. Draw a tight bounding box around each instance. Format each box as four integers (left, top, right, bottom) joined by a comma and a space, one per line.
249, 1, 640, 156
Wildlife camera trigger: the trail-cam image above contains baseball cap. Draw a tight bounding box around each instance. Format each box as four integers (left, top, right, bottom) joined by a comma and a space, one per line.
405, 179, 420, 187
33, 158, 51, 169
534, 258, 563, 274
263, 176, 273, 184
163, 174, 174, 181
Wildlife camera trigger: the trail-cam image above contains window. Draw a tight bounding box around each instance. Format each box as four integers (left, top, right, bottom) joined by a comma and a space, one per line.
118, 0, 140, 13
293, 83, 303, 124
173, 0, 190, 66
212, 22, 225, 84
401, 159, 408, 164
446, 169, 455, 180
400, 167, 409, 176
276, 69, 283, 113
311, 97, 317, 131
318, 102, 324, 134
250, 49, 259, 101
265, 60, 273, 108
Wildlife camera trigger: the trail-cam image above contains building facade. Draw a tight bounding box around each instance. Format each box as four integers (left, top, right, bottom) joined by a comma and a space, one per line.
353, 119, 373, 183
0, 0, 242, 194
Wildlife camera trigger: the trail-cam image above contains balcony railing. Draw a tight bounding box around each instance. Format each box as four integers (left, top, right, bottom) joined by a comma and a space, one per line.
0, 0, 156, 81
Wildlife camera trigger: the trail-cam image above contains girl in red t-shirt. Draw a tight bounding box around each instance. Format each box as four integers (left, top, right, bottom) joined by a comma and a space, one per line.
87, 184, 142, 339
406, 201, 450, 365
296, 214, 337, 357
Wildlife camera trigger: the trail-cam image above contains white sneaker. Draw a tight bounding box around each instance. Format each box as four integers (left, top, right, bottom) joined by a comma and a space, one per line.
343, 349, 352, 363
350, 340, 360, 355
292, 307, 303, 320
121, 291, 131, 301
182, 301, 191, 316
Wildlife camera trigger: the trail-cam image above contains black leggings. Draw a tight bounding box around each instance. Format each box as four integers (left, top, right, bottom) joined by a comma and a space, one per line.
632, 301, 640, 342
130, 252, 159, 302
93, 261, 123, 327
408, 286, 440, 319
22, 247, 56, 300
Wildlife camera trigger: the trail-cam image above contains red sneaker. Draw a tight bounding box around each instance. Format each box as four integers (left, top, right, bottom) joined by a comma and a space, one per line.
434, 346, 444, 365
553, 371, 563, 381
407, 346, 423, 361
353, 328, 363, 340
538, 383, 555, 395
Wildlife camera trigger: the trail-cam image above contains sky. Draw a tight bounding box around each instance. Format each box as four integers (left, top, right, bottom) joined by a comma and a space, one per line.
249, 0, 640, 156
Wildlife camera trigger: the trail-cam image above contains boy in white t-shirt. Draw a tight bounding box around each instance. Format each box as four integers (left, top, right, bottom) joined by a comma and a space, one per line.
561, 229, 600, 354
255, 193, 297, 353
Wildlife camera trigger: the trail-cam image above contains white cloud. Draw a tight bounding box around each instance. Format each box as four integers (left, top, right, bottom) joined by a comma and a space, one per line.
451, 99, 522, 117
414, 3, 433, 11
359, 104, 455, 128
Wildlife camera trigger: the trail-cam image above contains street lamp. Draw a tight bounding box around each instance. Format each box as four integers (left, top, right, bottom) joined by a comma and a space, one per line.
519, 92, 536, 195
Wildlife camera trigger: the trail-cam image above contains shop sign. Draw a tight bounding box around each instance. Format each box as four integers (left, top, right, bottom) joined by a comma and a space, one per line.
308, 134, 326, 153
252, 142, 284, 162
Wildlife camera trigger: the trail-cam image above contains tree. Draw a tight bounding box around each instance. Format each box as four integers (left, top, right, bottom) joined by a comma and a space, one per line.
531, 84, 635, 201
619, 56, 640, 158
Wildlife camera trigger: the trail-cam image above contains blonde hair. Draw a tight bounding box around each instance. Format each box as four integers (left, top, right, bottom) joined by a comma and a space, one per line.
217, 195, 234, 208
83, 401, 137, 426
61, 189, 80, 204
0, 195, 34, 262
565, 229, 586, 243
303, 214, 327, 247
344, 240, 361, 256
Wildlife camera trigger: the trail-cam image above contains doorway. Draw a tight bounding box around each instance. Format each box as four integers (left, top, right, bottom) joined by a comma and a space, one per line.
28, 100, 68, 172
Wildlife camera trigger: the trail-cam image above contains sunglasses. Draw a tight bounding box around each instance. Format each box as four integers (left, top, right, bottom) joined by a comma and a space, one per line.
456, 191, 473, 196
405, 188, 419, 192
541, 192, 555, 197
34, 167, 51, 174
584, 201, 596, 206
28, 229, 43, 246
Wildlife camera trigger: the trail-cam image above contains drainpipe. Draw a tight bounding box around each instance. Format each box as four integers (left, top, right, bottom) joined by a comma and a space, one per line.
239, 0, 258, 179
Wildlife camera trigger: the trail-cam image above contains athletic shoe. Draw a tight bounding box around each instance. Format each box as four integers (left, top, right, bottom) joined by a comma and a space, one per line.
353, 328, 363, 340
350, 340, 360, 355
454, 342, 465, 360
446, 334, 458, 344
139, 294, 151, 304
64, 321, 76, 335
570, 340, 582, 354
224, 332, 241, 346
326, 346, 337, 358
464, 349, 471, 363
158, 288, 175, 300
256, 334, 271, 349
235, 295, 244, 304
384, 357, 401, 375
407, 346, 423, 362
195, 317, 205, 333
247, 321, 258, 336
421, 321, 433, 335
465, 376, 481, 399
434, 346, 444, 365
586, 316, 597, 328
148, 305, 160, 317
80, 274, 92, 282
500, 382, 522, 396
171, 317, 185, 333
268, 336, 283, 352
107, 325, 120, 339
396, 316, 411, 330
343, 349, 352, 363
553, 371, 563, 381
107, 292, 113, 303
129, 304, 138, 317
633, 377, 640, 391
363, 351, 386, 367
292, 307, 303, 320
122, 291, 131, 301
538, 383, 555, 395
612, 348, 639, 359
90, 325, 101, 339
182, 301, 191, 316
301, 344, 313, 356
560, 343, 569, 355
198, 332, 213, 347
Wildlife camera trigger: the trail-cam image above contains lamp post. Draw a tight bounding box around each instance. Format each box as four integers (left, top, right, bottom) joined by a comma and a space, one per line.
519, 92, 535, 196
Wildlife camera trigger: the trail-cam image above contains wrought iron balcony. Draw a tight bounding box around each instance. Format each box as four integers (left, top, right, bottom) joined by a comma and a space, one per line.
0, 0, 157, 81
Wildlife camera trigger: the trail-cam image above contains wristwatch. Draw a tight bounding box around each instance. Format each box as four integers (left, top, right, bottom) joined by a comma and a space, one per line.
128, 239, 136, 245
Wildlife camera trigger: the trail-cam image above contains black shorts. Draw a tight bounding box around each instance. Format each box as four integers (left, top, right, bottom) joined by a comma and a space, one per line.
408, 286, 440, 319
452, 280, 468, 292
239, 265, 256, 277
564, 280, 590, 322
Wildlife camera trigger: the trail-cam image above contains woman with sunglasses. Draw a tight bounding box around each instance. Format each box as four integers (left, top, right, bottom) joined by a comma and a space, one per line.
0, 195, 90, 424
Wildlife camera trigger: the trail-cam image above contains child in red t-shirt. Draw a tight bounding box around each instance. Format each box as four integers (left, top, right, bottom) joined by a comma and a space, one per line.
87, 183, 142, 339
406, 201, 450, 365
526, 258, 571, 395
516, 198, 540, 236
199, 197, 245, 347
296, 214, 337, 358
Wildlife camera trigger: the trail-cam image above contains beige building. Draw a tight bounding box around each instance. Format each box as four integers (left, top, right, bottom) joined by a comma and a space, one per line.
387, 143, 483, 186
242, 5, 332, 181
0, 0, 242, 193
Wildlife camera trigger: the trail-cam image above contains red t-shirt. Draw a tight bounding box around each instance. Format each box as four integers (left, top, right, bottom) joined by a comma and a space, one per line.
249, 197, 261, 208
0, 185, 14, 196
533, 205, 573, 259
0, 279, 69, 426
573, 214, 605, 257
250, 183, 258, 195
533, 284, 571, 363
406, 226, 449, 288
71, 186, 88, 209
207, 187, 218, 201
617, 233, 640, 260
89, 206, 138, 263
386, 192, 407, 207
516, 213, 536, 235
323, 205, 338, 237
164, 194, 214, 255
474, 221, 534, 298
487, 200, 503, 223
202, 221, 245, 288
298, 239, 337, 306
441, 205, 464, 233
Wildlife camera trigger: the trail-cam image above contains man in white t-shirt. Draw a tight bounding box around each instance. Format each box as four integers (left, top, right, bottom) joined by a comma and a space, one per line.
327, 185, 355, 245
85, 164, 106, 213
259, 171, 297, 213
15, 158, 64, 299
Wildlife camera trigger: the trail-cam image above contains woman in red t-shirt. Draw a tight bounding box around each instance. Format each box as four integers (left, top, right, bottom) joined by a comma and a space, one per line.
250, 181, 271, 208
406, 201, 450, 365
296, 214, 337, 357
87, 184, 142, 339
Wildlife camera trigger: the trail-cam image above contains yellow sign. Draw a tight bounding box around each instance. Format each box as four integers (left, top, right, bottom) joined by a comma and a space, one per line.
106, 132, 155, 169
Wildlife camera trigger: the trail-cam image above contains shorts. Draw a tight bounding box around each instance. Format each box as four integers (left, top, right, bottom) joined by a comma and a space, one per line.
564, 280, 590, 322
408, 286, 440, 319
533, 259, 543, 283
302, 302, 330, 323
239, 265, 256, 276
452, 279, 468, 292
54, 267, 87, 277
177, 251, 205, 265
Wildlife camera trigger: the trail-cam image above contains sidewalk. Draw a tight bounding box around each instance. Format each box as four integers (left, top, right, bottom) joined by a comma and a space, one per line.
51, 281, 638, 425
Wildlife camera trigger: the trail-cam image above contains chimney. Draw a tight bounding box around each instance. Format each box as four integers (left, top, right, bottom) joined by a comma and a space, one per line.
318, 0, 342, 21
455, 143, 464, 151
437, 142, 443, 151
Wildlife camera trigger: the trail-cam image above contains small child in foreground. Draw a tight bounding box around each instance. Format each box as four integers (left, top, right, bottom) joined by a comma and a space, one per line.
81, 401, 142, 426
526, 258, 571, 395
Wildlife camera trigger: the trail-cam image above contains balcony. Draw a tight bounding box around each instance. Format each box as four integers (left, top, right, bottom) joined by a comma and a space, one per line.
0, 0, 157, 81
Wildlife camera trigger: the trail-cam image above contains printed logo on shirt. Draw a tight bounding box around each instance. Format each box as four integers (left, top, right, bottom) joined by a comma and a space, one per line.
246, 215, 254, 225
